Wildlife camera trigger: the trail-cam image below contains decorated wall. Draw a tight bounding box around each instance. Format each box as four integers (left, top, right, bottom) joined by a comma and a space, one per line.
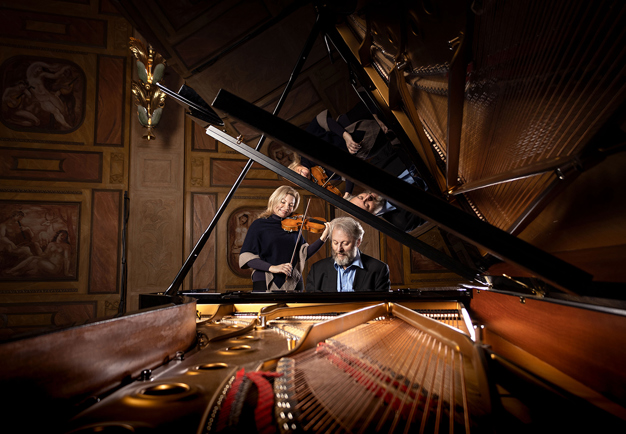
1, 1, 466, 340
0, 0, 132, 339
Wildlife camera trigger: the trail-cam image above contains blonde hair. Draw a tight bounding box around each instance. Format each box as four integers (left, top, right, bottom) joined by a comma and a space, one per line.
259, 185, 300, 218
287, 154, 302, 172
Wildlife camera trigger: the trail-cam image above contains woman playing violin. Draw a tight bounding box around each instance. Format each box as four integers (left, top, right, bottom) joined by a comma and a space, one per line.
239, 185, 330, 292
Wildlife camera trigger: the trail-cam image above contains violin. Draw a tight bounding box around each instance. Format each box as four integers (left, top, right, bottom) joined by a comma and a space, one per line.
310, 166, 342, 196
281, 214, 327, 233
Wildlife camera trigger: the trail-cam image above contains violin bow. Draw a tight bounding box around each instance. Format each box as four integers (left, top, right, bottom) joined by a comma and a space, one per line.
320, 173, 333, 189
320, 168, 337, 189
289, 198, 311, 266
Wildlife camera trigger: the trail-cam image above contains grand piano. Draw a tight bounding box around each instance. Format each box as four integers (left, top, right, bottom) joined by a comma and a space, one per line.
2, 1, 626, 432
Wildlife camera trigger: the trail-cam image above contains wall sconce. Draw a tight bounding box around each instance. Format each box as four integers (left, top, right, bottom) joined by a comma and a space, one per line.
129, 37, 167, 140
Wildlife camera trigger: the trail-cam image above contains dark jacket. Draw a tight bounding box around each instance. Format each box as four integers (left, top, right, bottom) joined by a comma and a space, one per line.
381, 208, 425, 233
371, 144, 427, 233
305, 252, 390, 292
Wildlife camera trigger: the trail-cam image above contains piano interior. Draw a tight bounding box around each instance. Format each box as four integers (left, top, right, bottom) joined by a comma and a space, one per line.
2, 0, 626, 432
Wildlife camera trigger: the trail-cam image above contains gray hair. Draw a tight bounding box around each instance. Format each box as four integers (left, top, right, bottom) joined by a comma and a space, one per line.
331, 216, 364, 242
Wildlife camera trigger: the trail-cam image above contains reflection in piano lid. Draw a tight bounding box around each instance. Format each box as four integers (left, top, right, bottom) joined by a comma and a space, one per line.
3, 1, 626, 433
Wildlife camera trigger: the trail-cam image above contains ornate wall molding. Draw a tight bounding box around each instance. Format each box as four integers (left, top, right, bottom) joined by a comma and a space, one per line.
0, 138, 86, 146
0, 148, 102, 183
190, 157, 203, 186
0, 288, 77, 294
109, 153, 125, 184
88, 190, 122, 294
137, 198, 177, 287
0, 189, 83, 194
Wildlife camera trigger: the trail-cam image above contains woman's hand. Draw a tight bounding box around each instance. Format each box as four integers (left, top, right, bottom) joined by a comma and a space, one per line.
269, 263, 293, 276
320, 222, 331, 242
343, 131, 361, 154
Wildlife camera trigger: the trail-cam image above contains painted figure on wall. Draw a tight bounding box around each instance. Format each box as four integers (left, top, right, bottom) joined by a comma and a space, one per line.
227, 208, 263, 278
5, 230, 72, 277
0, 210, 42, 258
0, 202, 79, 280
1, 81, 39, 127
0, 56, 84, 132
231, 213, 250, 254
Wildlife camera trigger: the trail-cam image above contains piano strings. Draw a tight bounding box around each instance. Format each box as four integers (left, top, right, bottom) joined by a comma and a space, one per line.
275, 317, 478, 433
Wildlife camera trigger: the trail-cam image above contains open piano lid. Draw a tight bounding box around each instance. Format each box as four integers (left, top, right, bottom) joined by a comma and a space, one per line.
5, 3, 625, 432
117, 0, 626, 305
200, 1, 624, 304
201, 2, 624, 304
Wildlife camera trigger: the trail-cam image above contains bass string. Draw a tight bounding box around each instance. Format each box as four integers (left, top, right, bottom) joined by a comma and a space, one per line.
435, 346, 456, 432
338, 320, 452, 433
296, 354, 361, 431
293, 350, 355, 411
458, 351, 471, 432
314, 319, 445, 433
327, 323, 425, 432
302, 323, 408, 430
433, 345, 450, 433
489, 0, 571, 174
483, 0, 552, 176
403, 336, 441, 434
554, 37, 626, 157
334, 319, 405, 366
500, 3, 624, 224
373, 328, 432, 433
539, 2, 624, 160
408, 329, 469, 431
417, 341, 445, 434
375, 327, 440, 433
287, 318, 470, 433
292, 320, 410, 431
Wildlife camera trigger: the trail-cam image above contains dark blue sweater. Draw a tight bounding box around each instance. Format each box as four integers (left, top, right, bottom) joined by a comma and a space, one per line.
241, 215, 324, 288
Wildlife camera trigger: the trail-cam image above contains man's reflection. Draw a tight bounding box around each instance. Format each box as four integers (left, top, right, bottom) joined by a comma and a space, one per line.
348, 191, 425, 233
347, 147, 428, 232
286, 95, 429, 232
349, 192, 384, 214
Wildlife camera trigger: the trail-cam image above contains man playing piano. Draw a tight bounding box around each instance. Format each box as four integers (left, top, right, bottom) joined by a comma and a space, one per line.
306, 217, 390, 292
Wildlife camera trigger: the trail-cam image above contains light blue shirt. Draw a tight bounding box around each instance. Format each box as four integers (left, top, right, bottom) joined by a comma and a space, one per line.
333, 250, 364, 292
398, 168, 416, 186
